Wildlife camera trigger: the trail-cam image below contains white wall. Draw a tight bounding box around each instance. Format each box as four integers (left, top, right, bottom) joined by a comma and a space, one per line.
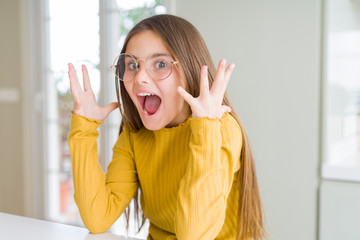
319, 1, 360, 240
319, 180, 360, 240
174, 1, 321, 240
0, 0, 25, 215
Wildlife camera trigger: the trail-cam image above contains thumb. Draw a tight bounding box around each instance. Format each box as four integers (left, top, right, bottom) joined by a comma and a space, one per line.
177, 86, 195, 106
104, 102, 119, 116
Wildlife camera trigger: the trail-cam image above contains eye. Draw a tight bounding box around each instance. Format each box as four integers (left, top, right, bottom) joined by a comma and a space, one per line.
155, 60, 168, 69
128, 61, 137, 70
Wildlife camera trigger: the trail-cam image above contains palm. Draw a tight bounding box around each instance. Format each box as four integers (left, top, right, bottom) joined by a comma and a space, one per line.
68, 63, 118, 121
178, 59, 234, 119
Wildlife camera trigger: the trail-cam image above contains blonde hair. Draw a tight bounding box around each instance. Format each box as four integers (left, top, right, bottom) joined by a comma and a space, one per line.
115, 14, 267, 240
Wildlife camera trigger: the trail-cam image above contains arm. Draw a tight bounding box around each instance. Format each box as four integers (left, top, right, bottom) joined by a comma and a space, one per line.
68, 113, 139, 233
174, 114, 242, 239
67, 63, 136, 232
176, 59, 238, 239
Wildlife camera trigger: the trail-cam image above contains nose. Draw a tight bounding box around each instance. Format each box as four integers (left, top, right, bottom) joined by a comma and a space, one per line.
134, 60, 151, 85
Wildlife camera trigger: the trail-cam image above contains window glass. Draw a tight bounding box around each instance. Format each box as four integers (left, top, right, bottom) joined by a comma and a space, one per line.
323, 0, 360, 181
46, 0, 100, 224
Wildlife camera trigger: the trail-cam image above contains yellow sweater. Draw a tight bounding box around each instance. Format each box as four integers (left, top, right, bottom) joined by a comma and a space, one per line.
68, 112, 242, 240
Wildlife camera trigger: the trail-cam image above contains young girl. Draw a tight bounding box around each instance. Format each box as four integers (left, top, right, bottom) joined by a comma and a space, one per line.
68, 14, 266, 240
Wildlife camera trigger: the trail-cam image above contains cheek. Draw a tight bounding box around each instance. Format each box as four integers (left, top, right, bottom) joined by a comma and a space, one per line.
123, 81, 131, 93
166, 80, 187, 109
161, 76, 182, 100
175, 66, 188, 89
123, 82, 133, 98
123, 82, 138, 106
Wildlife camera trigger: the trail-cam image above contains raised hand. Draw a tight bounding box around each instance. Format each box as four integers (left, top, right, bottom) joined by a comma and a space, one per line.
68, 63, 118, 121
177, 59, 235, 119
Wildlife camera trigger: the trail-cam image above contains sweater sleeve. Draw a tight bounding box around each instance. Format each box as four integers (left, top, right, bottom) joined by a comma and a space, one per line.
68, 113, 139, 233
174, 113, 242, 240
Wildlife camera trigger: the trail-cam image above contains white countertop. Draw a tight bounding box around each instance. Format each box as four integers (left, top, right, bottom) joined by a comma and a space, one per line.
0, 212, 142, 240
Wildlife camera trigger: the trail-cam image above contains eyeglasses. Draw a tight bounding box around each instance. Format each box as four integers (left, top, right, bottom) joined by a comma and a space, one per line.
110, 53, 178, 82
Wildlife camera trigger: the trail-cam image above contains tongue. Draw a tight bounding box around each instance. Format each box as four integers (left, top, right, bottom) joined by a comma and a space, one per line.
144, 95, 161, 114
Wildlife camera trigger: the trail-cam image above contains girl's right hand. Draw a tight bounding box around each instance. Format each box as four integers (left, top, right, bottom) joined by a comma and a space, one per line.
68, 63, 118, 121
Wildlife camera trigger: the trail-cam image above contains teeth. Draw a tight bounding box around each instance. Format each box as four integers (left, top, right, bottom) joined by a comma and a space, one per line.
137, 93, 153, 96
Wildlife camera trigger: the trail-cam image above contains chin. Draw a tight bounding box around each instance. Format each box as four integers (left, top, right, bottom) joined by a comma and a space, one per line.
136, 108, 164, 131
142, 119, 165, 131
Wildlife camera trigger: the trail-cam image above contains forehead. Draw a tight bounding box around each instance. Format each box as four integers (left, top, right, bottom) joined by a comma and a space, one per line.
126, 30, 170, 59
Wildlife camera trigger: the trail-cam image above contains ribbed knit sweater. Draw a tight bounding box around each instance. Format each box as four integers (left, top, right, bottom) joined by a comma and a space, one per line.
68, 112, 242, 240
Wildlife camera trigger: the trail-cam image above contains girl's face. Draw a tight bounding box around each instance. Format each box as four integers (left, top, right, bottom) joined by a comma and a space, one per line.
124, 30, 190, 130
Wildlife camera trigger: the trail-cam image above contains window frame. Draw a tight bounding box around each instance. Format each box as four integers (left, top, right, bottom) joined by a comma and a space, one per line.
21, 0, 47, 219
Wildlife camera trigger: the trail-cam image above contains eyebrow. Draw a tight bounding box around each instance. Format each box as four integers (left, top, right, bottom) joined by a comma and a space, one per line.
127, 53, 171, 59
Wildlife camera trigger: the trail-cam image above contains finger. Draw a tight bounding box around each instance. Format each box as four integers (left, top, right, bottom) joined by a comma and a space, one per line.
177, 86, 195, 106
211, 59, 227, 94
82, 64, 93, 92
104, 102, 119, 117
224, 63, 235, 83
219, 105, 232, 117
215, 61, 235, 96
200, 65, 210, 96
217, 63, 235, 95
222, 105, 232, 113
68, 63, 82, 98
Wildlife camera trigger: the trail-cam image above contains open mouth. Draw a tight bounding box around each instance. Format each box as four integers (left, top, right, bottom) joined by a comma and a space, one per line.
137, 92, 162, 116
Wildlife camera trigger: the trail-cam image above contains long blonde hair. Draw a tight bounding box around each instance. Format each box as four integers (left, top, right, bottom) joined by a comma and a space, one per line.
115, 14, 267, 240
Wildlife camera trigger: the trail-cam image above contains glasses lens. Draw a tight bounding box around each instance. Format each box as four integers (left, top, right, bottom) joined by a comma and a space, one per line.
148, 55, 173, 80
114, 54, 137, 81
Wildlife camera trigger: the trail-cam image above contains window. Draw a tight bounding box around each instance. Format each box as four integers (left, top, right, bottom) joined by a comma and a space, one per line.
322, 0, 360, 182
45, 0, 100, 225
39, 0, 168, 237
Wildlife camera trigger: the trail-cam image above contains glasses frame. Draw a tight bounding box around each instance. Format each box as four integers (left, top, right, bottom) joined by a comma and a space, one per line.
110, 53, 178, 82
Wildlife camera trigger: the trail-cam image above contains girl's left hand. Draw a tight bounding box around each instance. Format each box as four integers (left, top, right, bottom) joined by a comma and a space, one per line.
177, 59, 235, 119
